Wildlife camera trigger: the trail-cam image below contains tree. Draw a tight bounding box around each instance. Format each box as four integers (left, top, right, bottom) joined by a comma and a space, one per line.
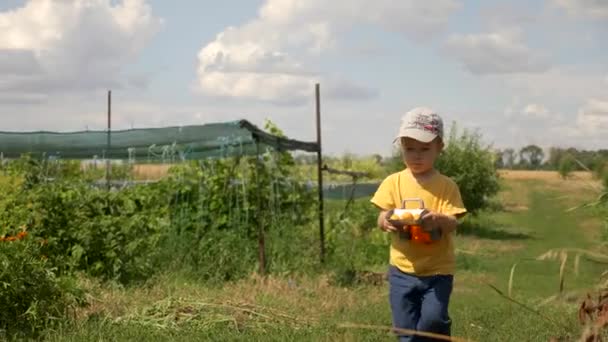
494, 149, 505, 169
503, 148, 516, 169
519, 145, 544, 169
547, 147, 565, 170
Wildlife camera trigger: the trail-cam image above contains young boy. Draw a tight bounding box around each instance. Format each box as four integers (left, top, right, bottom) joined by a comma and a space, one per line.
371, 107, 467, 341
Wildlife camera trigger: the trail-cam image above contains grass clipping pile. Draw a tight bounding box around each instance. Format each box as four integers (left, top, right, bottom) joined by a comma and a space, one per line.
112, 297, 317, 331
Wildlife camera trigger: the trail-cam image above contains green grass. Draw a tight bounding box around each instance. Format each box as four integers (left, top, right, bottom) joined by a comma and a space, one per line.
40, 178, 605, 341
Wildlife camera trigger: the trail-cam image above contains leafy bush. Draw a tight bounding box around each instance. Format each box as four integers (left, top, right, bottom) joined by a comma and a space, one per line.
558, 154, 576, 179
435, 123, 500, 213
0, 165, 169, 284
0, 236, 84, 338
594, 161, 608, 189
0, 120, 318, 285
324, 199, 387, 284
158, 146, 316, 281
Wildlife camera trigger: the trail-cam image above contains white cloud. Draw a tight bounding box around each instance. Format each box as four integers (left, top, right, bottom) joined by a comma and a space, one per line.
0, 0, 162, 100
257, 1, 461, 41
552, 0, 608, 19
479, 3, 535, 30
503, 101, 555, 123
523, 104, 549, 118
505, 99, 608, 149
503, 67, 606, 100
445, 29, 549, 74
577, 98, 608, 132
196, 0, 460, 104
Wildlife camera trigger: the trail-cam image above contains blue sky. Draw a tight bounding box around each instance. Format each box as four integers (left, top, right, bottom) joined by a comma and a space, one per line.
1, 0, 607, 156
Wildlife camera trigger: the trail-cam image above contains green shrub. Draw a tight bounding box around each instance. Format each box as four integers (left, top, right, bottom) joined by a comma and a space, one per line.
325, 199, 387, 285
0, 237, 84, 338
558, 154, 576, 179
68, 185, 169, 283
158, 151, 317, 281
0, 119, 318, 285
0, 171, 169, 284
435, 123, 500, 213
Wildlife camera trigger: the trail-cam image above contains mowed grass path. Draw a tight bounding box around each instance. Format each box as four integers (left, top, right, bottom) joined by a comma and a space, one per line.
44, 174, 605, 342
451, 176, 604, 341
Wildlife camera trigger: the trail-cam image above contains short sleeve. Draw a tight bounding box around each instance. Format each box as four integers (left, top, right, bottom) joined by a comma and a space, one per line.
370, 175, 396, 210
442, 181, 467, 217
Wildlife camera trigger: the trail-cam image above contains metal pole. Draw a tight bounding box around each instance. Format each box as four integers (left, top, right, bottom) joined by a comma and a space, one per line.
315, 83, 325, 263
106, 90, 112, 190
255, 140, 266, 275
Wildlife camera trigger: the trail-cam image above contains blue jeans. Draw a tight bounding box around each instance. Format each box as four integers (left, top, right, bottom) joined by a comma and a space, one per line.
388, 265, 453, 342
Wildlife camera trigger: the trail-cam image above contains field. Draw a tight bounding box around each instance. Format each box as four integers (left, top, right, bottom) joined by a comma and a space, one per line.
32, 170, 605, 341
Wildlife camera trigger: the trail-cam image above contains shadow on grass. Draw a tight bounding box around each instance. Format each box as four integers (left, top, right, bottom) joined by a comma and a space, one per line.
457, 217, 531, 240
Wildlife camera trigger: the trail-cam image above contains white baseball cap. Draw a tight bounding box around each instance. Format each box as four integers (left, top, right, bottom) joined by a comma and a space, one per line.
395, 107, 444, 143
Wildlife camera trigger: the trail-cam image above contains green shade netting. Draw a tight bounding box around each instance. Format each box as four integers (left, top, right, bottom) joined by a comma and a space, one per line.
0, 120, 318, 160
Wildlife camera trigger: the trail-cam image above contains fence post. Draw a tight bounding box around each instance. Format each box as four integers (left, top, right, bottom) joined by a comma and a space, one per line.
315, 83, 325, 263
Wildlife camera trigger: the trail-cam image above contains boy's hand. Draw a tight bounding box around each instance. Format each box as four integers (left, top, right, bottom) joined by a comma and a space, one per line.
378, 211, 398, 232
420, 209, 439, 232
420, 210, 457, 234
382, 218, 398, 232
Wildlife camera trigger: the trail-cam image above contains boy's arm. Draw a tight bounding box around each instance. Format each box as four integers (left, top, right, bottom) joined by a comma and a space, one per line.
423, 181, 466, 234
377, 209, 397, 232
420, 211, 463, 234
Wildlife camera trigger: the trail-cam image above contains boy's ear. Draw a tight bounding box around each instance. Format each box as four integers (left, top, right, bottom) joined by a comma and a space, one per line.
437, 139, 445, 151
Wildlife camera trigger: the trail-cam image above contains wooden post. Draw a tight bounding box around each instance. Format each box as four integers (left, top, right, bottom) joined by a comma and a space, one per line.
255, 139, 266, 275
315, 83, 325, 263
106, 90, 112, 190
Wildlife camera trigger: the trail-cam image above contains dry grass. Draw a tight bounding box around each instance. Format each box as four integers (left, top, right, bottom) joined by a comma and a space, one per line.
577, 217, 604, 243
498, 170, 601, 210
498, 170, 593, 181
453, 271, 496, 294
74, 273, 386, 328
132, 164, 172, 180
457, 237, 525, 257
495, 178, 533, 213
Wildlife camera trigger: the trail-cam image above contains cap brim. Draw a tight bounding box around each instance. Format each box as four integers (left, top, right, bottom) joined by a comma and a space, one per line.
396, 129, 437, 143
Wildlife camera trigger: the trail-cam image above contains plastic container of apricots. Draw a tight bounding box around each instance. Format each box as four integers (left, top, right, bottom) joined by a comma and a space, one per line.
386, 198, 441, 244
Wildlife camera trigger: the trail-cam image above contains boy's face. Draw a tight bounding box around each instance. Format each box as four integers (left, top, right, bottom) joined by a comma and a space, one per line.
400, 137, 443, 175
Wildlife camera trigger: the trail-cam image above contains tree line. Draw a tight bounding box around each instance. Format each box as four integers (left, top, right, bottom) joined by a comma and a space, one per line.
494, 145, 608, 174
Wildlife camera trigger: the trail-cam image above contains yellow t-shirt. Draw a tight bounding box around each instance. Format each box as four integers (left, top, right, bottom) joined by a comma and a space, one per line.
370, 168, 467, 276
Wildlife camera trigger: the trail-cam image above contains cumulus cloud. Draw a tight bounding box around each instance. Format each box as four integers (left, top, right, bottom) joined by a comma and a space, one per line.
552, 0, 608, 19
196, 0, 460, 104
495, 102, 605, 150
577, 98, 608, 132
497, 67, 606, 100
0, 0, 162, 100
445, 29, 550, 74
523, 104, 550, 118
504, 101, 554, 121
